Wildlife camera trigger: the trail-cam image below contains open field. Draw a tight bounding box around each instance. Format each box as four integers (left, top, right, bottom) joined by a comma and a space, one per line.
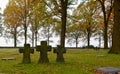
0, 48, 120, 74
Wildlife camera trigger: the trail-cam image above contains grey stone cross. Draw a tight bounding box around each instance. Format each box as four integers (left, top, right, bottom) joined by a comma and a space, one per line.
53, 45, 66, 62
36, 41, 52, 63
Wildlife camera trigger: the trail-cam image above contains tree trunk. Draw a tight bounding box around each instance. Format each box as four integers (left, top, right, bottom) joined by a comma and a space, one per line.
98, 0, 113, 49
32, 31, 34, 47
102, 3, 108, 49
60, 0, 68, 48
14, 27, 17, 47
98, 0, 108, 49
99, 32, 101, 48
109, 0, 120, 53
87, 22, 91, 47
103, 18, 108, 49
47, 26, 50, 45
24, 0, 27, 44
76, 38, 78, 48
24, 24, 27, 44
87, 30, 90, 47
35, 31, 38, 46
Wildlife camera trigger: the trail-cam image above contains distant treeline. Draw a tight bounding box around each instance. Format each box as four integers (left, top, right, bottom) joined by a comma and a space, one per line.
0, 47, 107, 49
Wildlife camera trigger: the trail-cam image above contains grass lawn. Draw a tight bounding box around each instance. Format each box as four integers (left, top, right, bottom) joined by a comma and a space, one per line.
0, 48, 120, 74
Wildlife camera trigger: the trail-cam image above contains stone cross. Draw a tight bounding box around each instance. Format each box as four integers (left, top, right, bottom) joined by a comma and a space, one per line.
36, 41, 52, 63
19, 44, 34, 64
53, 45, 66, 62
19, 47, 34, 54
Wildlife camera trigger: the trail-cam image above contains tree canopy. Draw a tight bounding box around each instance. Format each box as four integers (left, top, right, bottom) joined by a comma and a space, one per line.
0, 0, 116, 50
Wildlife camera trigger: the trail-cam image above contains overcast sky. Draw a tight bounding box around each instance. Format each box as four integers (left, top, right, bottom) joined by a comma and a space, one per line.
0, 0, 8, 13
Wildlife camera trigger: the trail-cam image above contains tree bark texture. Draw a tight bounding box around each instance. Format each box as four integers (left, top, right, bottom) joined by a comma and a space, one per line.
24, 0, 27, 44
60, 0, 68, 48
35, 31, 38, 46
14, 27, 17, 47
109, 0, 120, 53
101, 1, 108, 49
98, 0, 113, 49
32, 31, 35, 47
87, 28, 90, 47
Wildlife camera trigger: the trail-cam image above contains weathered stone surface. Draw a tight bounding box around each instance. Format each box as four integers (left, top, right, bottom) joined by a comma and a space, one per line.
30, 48, 34, 54
92, 67, 120, 74
2, 57, 16, 60
19, 47, 34, 54
19, 44, 34, 64
36, 41, 52, 63
53, 45, 66, 62
19, 48, 24, 53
